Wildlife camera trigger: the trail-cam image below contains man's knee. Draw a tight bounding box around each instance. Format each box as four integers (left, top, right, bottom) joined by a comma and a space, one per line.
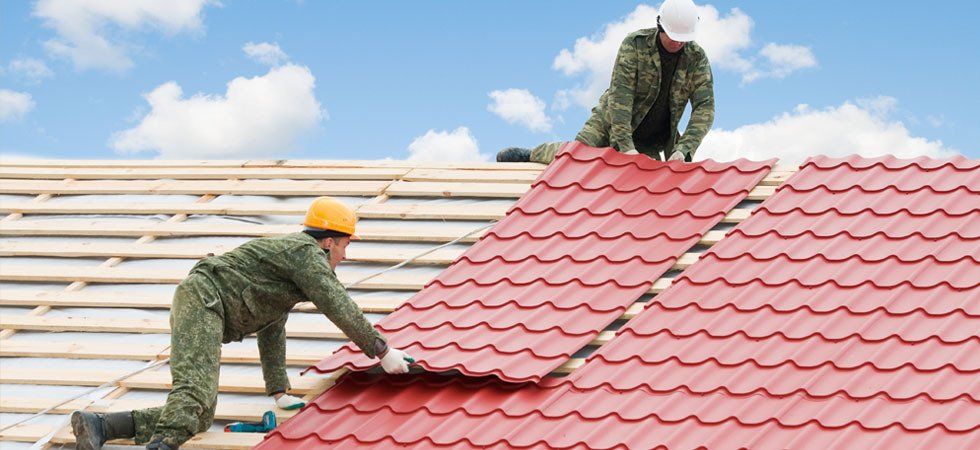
530, 142, 564, 164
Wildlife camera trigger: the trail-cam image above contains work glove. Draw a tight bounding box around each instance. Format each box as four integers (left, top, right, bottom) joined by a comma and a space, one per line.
622, 149, 639, 155
668, 151, 686, 161
274, 394, 306, 410
379, 347, 414, 374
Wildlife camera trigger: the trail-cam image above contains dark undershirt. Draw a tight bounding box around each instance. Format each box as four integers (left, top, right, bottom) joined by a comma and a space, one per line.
633, 34, 681, 152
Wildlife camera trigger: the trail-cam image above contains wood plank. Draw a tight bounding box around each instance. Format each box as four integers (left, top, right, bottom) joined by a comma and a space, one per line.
722, 208, 751, 223
1, 158, 544, 170
386, 181, 775, 199
386, 181, 530, 198
0, 200, 514, 221
747, 185, 776, 200
1, 424, 264, 449
247, 159, 544, 171
701, 230, 726, 245
761, 171, 794, 186
0, 240, 463, 265
0, 264, 431, 289
0, 289, 407, 313
0, 179, 389, 196
0, 315, 351, 339
553, 358, 585, 374
646, 277, 674, 294
0, 241, 706, 272
0, 199, 757, 226
0, 166, 409, 180
5, 240, 695, 266
0, 341, 325, 366
0, 313, 620, 347
403, 168, 539, 183
0, 367, 325, 394
0, 201, 311, 216
0, 397, 299, 423
0, 220, 491, 242
356, 202, 511, 220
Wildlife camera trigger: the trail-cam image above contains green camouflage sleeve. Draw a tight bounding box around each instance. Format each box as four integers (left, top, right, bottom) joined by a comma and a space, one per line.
285, 244, 386, 358
606, 35, 639, 153
256, 314, 290, 395
674, 53, 715, 158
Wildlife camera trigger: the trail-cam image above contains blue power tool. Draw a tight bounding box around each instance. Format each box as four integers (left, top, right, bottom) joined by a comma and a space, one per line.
225, 411, 276, 433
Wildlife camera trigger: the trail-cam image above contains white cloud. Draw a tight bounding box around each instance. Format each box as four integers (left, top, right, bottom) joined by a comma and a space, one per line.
553, 3, 816, 108
406, 127, 487, 162
33, 0, 214, 71
243, 42, 289, 66
487, 88, 553, 133
0, 89, 36, 122
110, 64, 323, 159
697, 96, 957, 164
8, 58, 55, 84
743, 43, 818, 83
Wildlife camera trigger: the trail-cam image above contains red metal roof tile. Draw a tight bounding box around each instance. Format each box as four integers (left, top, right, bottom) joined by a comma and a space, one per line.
264, 154, 979, 450
653, 279, 980, 316
405, 279, 647, 312
308, 143, 773, 382
259, 373, 980, 449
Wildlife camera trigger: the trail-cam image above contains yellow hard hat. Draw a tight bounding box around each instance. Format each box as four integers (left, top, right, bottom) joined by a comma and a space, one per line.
304, 196, 357, 236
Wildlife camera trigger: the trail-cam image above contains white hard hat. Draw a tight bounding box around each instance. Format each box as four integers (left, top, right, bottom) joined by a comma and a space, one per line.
659, 0, 700, 42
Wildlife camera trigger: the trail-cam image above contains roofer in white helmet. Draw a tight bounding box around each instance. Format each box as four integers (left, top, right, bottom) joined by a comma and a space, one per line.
497, 0, 714, 164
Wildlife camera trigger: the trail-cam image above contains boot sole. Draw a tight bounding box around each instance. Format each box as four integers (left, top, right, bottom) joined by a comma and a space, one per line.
70, 411, 101, 450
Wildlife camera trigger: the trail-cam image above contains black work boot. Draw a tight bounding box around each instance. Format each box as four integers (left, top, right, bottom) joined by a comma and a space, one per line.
496, 147, 532, 162
147, 439, 178, 450
71, 410, 136, 450
71, 411, 106, 450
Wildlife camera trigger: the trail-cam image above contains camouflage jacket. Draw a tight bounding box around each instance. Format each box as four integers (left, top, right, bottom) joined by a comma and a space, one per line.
592, 27, 714, 159
190, 232, 384, 394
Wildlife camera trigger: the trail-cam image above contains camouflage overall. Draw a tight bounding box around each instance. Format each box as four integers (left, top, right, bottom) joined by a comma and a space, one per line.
532, 27, 715, 163
132, 232, 384, 447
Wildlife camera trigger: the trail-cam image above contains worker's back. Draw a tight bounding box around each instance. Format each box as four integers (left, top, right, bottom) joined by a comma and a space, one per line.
190, 232, 325, 342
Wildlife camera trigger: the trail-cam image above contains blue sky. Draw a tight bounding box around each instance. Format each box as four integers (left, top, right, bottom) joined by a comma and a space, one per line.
1, 1, 976, 162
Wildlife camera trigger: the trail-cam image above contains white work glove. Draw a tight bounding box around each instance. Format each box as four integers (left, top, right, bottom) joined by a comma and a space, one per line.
379, 347, 414, 374
668, 151, 686, 161
622, 149, 639, 155
274, 394, 305, 410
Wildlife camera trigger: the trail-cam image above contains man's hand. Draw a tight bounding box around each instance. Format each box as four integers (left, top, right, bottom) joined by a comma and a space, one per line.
668, 151, 686, 161
380, 347, 414, 374
274, 393, 305, 410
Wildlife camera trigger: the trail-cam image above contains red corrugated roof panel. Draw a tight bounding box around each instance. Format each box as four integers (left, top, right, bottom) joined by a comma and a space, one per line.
261, 154, 978, 450
308, 143, 774, 382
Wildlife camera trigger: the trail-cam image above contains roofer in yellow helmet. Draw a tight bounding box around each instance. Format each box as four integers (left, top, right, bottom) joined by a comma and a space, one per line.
70, 197, 414, 450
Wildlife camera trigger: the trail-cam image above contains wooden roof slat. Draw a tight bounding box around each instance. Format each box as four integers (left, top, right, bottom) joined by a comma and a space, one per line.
0, 341, 325, 366
0, 367, 326, 394
0, 220, 491, 242
1, 423, 264, 449
402, 168, 540, 183
0, 397, 299, 422
0, 264, 430, 289
0, 201, 513, 221
0, 179, 391, 196
0, 167, 410, 180
0, 240, 462, 265
0, 241, 706, 269
0, 314, 349, 339
0, 201, 756, 223
0, 314, 622, 347
0, 289, 406, 312
0, 159, 545, 170
386, 180, 531, 198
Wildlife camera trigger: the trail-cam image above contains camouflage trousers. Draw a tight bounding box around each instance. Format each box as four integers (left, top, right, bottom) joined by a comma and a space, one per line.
530, 114, 671, 164
132, 274, 223, 447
